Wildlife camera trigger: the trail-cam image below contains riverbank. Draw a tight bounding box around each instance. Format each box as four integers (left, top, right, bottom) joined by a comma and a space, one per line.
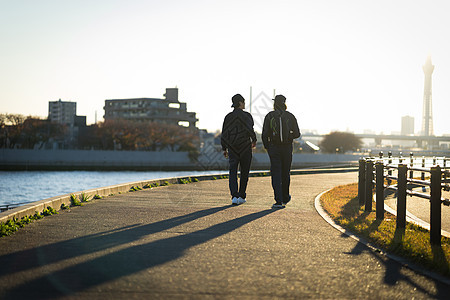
0, 172, 228, 223
0, 149, 360, 171
0, 167, 358, 222
1, 169, 448, 298
0, 170, 226, 209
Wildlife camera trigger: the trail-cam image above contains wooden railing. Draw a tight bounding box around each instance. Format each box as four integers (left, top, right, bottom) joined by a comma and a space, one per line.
358, 152, 450, 245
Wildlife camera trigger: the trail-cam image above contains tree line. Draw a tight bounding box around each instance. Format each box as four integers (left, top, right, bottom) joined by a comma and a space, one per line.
0, 114, 199, 155
1, 113, 362, 154
80, 119, 199, 153
0, 114, 66, 149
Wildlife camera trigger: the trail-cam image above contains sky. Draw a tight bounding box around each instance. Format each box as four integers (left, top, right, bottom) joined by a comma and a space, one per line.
1, 0, 450, 135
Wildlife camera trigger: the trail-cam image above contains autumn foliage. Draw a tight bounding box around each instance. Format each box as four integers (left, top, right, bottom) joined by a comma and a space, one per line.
0, 114, 67, 149
1, 114, 199, 155
92, 119, 199, 152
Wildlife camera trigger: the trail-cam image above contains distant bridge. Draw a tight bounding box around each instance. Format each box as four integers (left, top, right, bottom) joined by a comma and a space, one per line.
301, 133, 450, 147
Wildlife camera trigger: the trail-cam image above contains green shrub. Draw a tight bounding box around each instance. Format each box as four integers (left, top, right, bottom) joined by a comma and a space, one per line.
21, 216, 33, 225
1, 208, 57, 237
179, 178, 192, 184
70, 194, 82, 206
144, 182, 159, 188
80, 193, 91, 202
42, 206, 58, 216
129, 186, 142, 192
33, 211, 43, 219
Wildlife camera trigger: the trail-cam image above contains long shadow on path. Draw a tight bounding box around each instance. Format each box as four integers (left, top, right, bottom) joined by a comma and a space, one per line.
4, 208, 275, 299
344, 232, 450, 299
0, 205, 233, 279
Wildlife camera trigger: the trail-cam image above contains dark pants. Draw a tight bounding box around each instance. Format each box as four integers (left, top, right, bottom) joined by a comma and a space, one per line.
267, 143, 293, 204
228, 148, 252, 199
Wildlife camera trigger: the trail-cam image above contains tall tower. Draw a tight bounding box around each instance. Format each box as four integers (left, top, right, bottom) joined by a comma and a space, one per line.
421, 56, 434, 136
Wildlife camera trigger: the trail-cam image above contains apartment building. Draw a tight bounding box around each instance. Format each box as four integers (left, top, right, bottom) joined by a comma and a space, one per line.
48, 99, 76, 125
103, 88, 198, 128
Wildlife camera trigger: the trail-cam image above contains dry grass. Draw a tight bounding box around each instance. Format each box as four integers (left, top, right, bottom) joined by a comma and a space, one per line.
321, 183, 450, 277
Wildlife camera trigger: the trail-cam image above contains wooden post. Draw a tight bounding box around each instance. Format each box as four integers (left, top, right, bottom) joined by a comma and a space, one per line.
397, 164, 407, 229
358, 159, 366, 206
430, 166, 442, 246
376, 161, 384, 220
365, 160, 373, 212
409, 152, 414, 179
421, 156, 425, 180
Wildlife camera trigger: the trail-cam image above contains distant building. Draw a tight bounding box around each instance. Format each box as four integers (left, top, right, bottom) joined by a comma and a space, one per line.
48, 99, 76, 126
401, 115, 414, 135
47, 99, 87, 149
74, 115, 87, 127
103, 88, 198, 128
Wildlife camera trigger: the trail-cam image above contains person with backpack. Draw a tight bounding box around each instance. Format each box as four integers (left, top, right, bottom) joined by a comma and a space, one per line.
221, 94, 257, 205
262, 94, 301, 208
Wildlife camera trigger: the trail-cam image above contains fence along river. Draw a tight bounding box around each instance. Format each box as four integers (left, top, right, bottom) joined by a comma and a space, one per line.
358, 152, 450, 245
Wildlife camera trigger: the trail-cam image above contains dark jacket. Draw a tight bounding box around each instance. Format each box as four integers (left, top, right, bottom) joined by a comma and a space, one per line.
221, 108, 257, 154
262, 110, 300, 149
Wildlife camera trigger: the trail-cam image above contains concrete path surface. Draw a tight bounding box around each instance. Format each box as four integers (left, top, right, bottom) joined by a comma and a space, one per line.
0, 170, 449, 299
385, 189, 450, 237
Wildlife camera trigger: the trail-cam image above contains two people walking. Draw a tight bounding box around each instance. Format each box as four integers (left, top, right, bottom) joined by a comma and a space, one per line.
221, 93, 300, 208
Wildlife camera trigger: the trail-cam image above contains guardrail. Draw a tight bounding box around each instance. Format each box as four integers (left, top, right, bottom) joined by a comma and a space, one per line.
358, 151, 450, 245
0, 202, 33, 213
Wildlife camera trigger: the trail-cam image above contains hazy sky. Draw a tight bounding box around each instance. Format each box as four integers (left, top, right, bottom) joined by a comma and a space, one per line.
1, 0, 449, 135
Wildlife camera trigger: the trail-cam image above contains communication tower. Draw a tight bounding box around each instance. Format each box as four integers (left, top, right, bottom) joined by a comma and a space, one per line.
421, 56, 434, 136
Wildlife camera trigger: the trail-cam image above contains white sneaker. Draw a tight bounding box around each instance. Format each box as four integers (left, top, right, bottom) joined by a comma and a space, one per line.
272, 203, 284, 209
232, 197, 239, 205
237, 197, 246, 204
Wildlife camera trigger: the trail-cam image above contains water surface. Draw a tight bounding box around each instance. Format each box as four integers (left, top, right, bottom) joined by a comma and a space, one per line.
0, 170, 224, 207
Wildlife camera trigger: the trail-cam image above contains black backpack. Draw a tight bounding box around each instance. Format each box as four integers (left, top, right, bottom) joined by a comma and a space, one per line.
269, 111, 292, 144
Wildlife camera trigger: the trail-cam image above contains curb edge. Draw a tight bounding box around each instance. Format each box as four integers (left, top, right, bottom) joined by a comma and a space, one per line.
314, 189, 450, 286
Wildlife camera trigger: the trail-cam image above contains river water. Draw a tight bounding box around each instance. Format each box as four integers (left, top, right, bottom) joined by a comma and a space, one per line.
0, 170, 225, 208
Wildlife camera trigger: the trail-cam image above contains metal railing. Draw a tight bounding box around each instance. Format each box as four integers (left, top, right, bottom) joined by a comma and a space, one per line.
0, 201, 34, 212
0, 201, 34, 213
358, 151, 450, 246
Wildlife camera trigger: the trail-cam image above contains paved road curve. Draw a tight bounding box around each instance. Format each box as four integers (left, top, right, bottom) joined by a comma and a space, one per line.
0, 171, 449, 299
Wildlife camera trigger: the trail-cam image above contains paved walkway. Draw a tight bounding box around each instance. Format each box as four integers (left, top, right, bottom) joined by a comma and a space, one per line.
0, 171, 449, 299
385, 189, 450, 236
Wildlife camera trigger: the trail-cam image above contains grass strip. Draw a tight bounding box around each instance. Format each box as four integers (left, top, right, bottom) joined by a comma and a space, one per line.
0, 207, 56, 237
320, 183, 450, 277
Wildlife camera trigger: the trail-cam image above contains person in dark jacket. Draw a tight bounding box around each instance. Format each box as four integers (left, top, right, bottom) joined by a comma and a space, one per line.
221, 94, 257, 205
262, 95, 300, 208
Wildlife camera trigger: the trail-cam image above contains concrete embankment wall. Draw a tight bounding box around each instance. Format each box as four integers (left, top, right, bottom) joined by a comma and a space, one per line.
0, 173, 228, 224
0, 149, 193, 170
0, 149, 360, 170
